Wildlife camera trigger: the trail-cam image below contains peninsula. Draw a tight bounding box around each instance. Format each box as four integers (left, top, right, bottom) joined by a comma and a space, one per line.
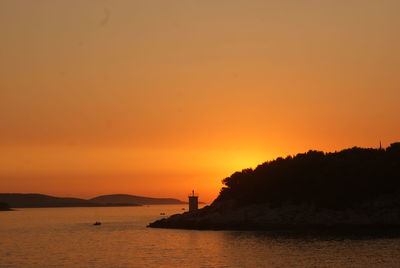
149, 143, 400, 230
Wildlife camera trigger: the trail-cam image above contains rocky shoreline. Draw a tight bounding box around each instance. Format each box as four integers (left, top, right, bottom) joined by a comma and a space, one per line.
148, 199, 400, 231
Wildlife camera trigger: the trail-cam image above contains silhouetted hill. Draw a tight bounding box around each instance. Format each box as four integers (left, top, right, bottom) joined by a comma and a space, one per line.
214, 142, 400, 208
0, 193, 187, 208
149, 142, 400, 230
90, 194, 186, 205
0, 194, 140, 208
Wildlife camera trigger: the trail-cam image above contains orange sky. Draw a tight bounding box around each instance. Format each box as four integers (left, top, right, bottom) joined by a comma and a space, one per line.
0, 0, 399, 203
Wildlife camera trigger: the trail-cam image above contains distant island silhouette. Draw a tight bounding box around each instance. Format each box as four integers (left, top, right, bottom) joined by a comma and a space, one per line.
0, 194, 186, 209
89, 194, 187, 205
149, 142, 400, 230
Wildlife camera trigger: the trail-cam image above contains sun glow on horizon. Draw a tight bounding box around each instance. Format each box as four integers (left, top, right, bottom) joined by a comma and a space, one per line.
1, 0, 399, 203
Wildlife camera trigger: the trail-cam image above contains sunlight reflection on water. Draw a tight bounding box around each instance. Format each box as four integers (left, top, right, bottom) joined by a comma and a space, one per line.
1, 206, 400, 267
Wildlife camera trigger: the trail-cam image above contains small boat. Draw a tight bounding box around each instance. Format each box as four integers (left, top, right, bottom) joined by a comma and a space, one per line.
93, 221, 101, 226
160, 212, 165, 215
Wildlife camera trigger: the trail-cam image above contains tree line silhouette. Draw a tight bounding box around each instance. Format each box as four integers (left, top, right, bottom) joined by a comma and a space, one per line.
215, 143, 400, 209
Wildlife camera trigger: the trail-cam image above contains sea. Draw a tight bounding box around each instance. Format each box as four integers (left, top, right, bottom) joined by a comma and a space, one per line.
1, 205, 400, 268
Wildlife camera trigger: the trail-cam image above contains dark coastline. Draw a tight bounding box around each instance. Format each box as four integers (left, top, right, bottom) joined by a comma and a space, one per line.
147, 205, 400, 234
148, 219, 400, 237
148, 202, 400, 232
148, 143, 400, 232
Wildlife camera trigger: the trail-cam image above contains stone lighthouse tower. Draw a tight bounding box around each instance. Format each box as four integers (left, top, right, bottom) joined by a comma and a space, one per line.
188, 190, 198, 212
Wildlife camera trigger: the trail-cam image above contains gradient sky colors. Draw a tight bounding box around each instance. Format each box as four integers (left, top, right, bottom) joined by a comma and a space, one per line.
1, 0, 399, 202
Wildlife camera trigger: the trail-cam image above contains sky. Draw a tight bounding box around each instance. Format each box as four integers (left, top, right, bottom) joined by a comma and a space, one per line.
0, 0, 399, 203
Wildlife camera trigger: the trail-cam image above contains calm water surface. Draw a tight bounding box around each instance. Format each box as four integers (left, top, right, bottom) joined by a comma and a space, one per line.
1, 205, 400, 267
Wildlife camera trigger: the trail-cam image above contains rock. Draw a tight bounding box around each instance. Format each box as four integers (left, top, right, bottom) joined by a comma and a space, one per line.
148, 200, 400, 231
